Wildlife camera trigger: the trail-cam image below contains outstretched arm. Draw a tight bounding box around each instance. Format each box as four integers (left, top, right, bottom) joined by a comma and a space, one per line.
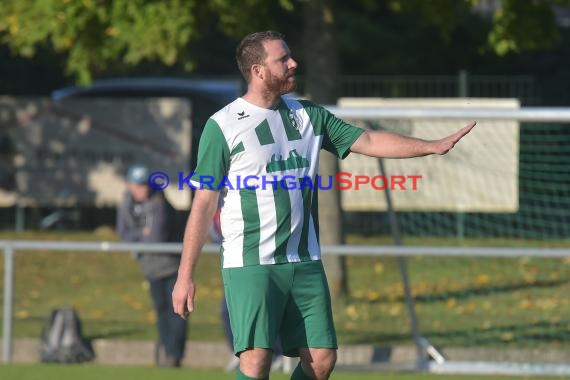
350, 121, 476, 158
172, 188, 220, 319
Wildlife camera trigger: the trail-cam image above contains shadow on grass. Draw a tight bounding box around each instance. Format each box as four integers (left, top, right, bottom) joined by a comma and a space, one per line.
83, 318, 152, 340
424, 319, 570, 346
341, 319, 570, 347
87, 327, 148, 340
349, 278, 570, 304
14, 315, 150, 340
414, 278, 570, 303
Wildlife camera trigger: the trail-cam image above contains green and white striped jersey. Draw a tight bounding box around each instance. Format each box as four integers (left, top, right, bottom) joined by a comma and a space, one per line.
193, 96, 364, 268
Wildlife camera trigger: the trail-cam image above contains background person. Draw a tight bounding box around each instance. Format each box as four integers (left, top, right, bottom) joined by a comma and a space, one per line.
116, 164, 187, 368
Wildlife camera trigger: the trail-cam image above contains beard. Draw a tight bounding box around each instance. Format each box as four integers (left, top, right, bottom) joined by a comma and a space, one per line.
266, 70, 297, 95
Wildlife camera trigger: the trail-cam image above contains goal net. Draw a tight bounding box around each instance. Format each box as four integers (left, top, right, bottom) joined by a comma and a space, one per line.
329, 99, 570, 376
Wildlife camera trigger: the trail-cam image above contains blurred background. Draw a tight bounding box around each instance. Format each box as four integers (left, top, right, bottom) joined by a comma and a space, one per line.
1, 0, 569, 377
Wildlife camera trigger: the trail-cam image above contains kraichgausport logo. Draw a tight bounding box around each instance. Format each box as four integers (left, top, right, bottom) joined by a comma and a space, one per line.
146, 172, 422, 192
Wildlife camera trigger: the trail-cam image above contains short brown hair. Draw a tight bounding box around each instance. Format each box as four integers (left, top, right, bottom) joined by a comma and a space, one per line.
236, 31, 285, 82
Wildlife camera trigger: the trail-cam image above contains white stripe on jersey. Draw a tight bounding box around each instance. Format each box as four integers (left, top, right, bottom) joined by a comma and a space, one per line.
308, 214, 321, 260
220, 191, 244, 268
257, 189, 278, 265
285, 186, 303, 262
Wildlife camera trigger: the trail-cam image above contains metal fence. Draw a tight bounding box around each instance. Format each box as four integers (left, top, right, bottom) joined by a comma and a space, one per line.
2, 106, 570, 375
296, 72, 543, 105
2, 240, 569, 374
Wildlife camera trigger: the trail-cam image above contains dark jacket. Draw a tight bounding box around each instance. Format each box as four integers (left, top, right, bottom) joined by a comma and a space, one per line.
116, 191, 181, 280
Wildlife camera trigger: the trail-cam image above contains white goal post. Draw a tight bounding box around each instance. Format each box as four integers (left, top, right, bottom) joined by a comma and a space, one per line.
326, 105, 570, 122
323, 101, 570, 376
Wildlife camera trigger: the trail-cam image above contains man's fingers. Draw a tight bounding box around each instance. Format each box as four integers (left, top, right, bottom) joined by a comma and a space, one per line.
173, 300, 186, 319
173, 292, 190, 318
172, 280, 195, 319
456, 120, 477, 139
448, 120, 476, 144
174, 295, 194, 319
464, 120, 477, 131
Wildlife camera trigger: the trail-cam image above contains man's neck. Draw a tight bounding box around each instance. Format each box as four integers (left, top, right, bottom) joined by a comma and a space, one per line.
241, 89, 281, 110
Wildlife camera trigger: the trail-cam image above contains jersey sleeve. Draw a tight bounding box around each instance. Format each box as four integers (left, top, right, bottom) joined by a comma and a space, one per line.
300, 100, 364, 159
193, 118, 230, 191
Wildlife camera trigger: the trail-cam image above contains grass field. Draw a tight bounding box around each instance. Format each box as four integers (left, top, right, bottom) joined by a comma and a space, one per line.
1, 230, 569, 350
0, 364, 565, 380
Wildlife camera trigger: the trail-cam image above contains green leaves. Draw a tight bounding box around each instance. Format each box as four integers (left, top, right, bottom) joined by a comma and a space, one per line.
385, 0, 569, 55
0, 0, 199, 84
0, 0, 295, 84
1, 0, 569, 84
488, 0, 562, 56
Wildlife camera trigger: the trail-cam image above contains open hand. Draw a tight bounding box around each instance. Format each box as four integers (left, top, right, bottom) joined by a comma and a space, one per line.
433, 121, 476, 155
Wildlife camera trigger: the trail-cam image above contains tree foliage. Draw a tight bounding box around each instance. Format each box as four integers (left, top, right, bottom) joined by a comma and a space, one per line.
0, 0, 291, 84
488, 0, 564, 55
0, 0, 568, 84
386, 0, 570, 56
0, 0, 197, 83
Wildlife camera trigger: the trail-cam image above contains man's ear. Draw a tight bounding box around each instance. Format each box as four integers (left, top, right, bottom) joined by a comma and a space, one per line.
252, 64, 264, 80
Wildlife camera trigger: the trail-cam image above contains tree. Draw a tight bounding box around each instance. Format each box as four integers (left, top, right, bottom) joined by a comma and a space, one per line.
2, 1, 569, 84
0, 0, 292, 84
303, 0, 349, 297
384, 0, 570, 56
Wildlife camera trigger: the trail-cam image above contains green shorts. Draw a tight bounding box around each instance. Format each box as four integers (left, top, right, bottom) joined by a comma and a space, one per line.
221, 260, 337, 357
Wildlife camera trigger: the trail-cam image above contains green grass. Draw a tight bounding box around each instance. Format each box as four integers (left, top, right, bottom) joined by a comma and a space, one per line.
0, 364, 564, 380
0, 229, 225, 342
340, 235, 570, 347
1, 230, 569, 349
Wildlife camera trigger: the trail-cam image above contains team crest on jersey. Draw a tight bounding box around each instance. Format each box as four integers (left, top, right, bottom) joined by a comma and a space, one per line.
287, 110, 301, 130
266, 149, 309, 173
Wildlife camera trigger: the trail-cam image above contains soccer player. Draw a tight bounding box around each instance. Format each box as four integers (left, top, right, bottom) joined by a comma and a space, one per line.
172, 31, 475, 380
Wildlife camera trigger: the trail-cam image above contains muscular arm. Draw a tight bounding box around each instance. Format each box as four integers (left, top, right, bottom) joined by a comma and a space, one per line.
172, 189, 220, 318
350, 121, 476, 158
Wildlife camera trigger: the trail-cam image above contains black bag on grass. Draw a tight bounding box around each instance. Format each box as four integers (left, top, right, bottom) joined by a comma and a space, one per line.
40, 307, 95, 363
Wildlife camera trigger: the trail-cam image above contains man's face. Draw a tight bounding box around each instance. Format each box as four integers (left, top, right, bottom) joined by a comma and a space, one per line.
127, 182, 150, 202
261, 39, 298, 95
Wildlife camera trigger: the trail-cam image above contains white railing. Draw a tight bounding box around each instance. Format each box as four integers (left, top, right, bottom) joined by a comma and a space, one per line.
0, 240, 215, 364
2, 240, 569, 364
326, 106, 570, 122
2, 106, 570, 373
